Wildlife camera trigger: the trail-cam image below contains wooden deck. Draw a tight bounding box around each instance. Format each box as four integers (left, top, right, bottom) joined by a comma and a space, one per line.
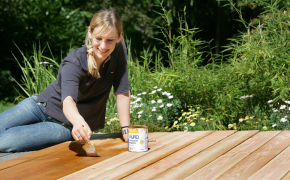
1, 131, 290, 180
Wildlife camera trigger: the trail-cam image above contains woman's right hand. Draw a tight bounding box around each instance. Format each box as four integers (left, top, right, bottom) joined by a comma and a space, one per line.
71, 119, 92, 144
62, 96, 92, 144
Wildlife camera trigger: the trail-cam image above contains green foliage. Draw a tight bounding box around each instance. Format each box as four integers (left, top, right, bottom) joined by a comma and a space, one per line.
12, 43, 58, 99
238, 0, 290, 9
11, 1, 290, 133
0, 101, 14, 113
268, 101, 290, 130
102, 88, 182, 133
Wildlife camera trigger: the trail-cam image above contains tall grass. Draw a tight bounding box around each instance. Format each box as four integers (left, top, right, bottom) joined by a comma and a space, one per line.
12, 43, 59, 99
12, 1, 290, 132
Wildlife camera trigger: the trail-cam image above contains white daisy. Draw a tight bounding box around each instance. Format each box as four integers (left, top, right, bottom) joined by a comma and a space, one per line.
157, 116, 163, 120
281, 118, 287, 122
166, 103, 173, 107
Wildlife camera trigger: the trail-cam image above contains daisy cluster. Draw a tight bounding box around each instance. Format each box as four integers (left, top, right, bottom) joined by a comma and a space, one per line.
268, 99, 290, 130
129, 86, 180, 127
106, 116, 119, 125
232, 114, 271, 131
171, 106, 213, 132
228, 116, 255, 130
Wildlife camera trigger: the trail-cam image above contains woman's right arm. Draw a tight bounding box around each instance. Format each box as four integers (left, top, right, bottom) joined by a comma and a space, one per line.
63, 96, 92, 144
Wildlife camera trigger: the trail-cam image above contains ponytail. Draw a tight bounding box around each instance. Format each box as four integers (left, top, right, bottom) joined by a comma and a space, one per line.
86, 35, 100, 78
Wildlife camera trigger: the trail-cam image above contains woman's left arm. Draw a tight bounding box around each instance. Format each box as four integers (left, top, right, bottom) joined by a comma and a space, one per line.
116, 91, 156, 143
116, 92, 131, 142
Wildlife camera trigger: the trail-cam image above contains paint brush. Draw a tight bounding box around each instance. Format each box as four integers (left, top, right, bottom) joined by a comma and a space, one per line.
82, 125, 99, 157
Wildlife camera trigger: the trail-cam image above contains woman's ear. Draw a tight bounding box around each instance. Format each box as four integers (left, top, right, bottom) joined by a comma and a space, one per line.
88, 26, 92, 39
117, 32, 123, 43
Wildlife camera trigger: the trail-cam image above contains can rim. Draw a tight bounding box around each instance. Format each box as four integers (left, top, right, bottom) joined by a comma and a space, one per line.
129, 125, 148, 129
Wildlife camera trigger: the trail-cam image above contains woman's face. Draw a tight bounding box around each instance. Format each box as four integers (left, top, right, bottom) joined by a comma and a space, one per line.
88, 26, 122, 62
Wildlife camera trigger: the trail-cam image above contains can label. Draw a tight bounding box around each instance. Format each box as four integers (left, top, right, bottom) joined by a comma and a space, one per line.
128, 126, 148, 152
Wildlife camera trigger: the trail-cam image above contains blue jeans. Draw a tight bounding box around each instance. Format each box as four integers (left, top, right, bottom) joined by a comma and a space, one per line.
0, 94, 73, 152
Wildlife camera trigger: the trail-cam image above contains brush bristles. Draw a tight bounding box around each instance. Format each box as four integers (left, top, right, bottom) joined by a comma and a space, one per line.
84, 145, 99, 157
87, 152, 100, 157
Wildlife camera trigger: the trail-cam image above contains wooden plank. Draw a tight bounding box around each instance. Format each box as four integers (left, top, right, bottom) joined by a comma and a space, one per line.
248, 138, 290, 179
30, 132, 166, 180
282, 170, 290, 180
185, 131, 281, 180
1, 133, 165, 180
153, 130, 258, 180
87, 131, 213, 180
217, 131, 290, 180
0, 137, 126, 180
123, 131, 236, 180
0, 133, 111, 171
59, 132, 192, 180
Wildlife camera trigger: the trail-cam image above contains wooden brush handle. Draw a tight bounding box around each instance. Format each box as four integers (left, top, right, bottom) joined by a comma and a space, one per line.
82, 125, 92, 144
82, 125, 88, 135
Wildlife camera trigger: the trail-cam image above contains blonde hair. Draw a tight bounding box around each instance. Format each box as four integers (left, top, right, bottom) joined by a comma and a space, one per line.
85, 9, 123, 77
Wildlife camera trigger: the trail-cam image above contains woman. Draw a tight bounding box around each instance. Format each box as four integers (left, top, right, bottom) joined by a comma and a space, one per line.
0, 9, 154, 153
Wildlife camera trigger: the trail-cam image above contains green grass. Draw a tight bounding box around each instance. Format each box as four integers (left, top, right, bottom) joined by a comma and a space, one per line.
0, 101, 15, 113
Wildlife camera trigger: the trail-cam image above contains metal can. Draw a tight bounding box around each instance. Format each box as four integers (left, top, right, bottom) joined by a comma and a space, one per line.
128, 125, 148, 152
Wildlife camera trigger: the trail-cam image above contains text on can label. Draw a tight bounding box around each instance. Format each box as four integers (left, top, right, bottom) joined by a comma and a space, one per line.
129, 135, 139, 139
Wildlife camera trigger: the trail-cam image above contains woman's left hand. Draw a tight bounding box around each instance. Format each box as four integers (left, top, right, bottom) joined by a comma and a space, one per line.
123, 133, 128, 142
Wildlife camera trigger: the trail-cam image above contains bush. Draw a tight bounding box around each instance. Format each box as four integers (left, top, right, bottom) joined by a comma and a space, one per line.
12, 1, 290, 132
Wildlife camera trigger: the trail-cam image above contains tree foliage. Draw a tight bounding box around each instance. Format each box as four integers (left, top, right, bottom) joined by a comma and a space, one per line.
0, 0, 264, 101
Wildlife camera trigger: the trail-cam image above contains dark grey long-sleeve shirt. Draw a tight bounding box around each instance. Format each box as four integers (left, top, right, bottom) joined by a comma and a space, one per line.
37, 41, 129, 131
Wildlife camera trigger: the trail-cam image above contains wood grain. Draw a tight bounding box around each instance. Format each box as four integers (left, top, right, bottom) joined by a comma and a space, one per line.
185, 131, 280, 180
282, 171, 290, 180
217, 131, 290, 180
123, 131, 236, 180
1, 138, 126, 180
0, 133, 112, 171
248, 133, 290, 180
59, 132, 171, 180
153, 130, 258, 180
5, 133, 165, 180
3, 131, 290, 180
89, 131, 212, 180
